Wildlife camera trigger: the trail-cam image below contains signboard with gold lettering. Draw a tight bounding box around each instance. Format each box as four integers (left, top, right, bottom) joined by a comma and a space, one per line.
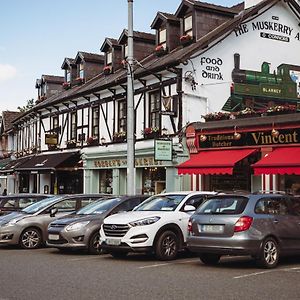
45, 133, 58, 145
199, 129, 300, 148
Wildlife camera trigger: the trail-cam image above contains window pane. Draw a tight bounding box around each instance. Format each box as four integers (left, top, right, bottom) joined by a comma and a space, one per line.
107, 52, 112, 64
159, 29, 166, 43
184, 15, 193, 31
66, 71, 71, 82
124, 45, 128, 58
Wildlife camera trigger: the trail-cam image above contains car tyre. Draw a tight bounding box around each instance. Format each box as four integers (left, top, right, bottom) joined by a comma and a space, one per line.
256, 237, 279, 268
155, 230, 179, 261
88, 232, 100, 255
110, 251, 128, 258
199, 253, 221, 265
20, 227, 42, 249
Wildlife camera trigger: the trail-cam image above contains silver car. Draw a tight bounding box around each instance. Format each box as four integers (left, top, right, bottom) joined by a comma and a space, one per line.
0, 194, 102, 249
187, 193, 300, 268
47, 195, 148, 254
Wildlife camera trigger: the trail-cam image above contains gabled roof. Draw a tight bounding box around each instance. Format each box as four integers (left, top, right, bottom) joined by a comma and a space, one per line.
61, 57, 76, 70
100, 38, 122, 52
118, 29, 156, 44
42, 75, 64, 84
151, 12, 180, 29
175, 0, 243, 18
74, 51, 105, 64
1, 111, 20, 133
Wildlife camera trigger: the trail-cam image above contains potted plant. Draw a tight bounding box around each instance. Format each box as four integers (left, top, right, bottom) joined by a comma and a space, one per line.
62, 82, 71, 90
142, 127, 159, 138
86, 136, 98, 146
75, 77, 84, 85
113, 131, 126, 142
66, 139, 77, 148
154, 45, 167, 57
103, 66, 112, 75
180, 34, 193, 46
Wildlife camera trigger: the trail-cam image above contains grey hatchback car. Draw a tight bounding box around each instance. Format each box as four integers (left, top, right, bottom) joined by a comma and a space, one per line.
187, 193, 300, 268
47, 195, 148, 254
0, 194, 102, 249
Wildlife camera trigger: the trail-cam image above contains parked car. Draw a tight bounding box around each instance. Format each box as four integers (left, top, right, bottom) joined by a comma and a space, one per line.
100, 191, 217, 260
47, 195, 148, 254
0, 194, 53, 216
187, 193, 300, 268
0, 194, 103, 249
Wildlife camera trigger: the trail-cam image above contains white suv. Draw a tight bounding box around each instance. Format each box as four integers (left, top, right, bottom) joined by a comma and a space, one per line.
100, 191, 216, 260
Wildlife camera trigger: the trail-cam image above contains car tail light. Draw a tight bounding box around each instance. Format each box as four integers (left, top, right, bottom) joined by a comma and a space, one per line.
230, 83, 234, 93
188, 220, 193, 233
234, 216, 253, 232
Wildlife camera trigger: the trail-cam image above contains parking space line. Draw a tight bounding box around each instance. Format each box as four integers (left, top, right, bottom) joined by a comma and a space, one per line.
233, 270, 275, 279
67, 256, 102, 262
138, 259, 198, 269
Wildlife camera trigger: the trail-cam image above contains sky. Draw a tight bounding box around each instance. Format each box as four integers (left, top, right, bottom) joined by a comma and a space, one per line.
0, 0, 241, 112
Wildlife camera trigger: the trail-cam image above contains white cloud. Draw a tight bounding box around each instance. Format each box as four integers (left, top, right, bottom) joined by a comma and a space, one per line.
0, 64, 17, 81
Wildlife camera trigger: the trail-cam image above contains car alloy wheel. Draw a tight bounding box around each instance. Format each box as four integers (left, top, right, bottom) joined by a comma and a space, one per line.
20, 228, 42, 249
257, 237, 279, 268
155, 231, 179, 261
88, 232, 100, 255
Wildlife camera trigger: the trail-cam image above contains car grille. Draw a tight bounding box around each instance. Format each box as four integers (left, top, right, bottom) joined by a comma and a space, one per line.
103, 224, 129, 237
48, 238, 68, 245
49, 224, 66, 228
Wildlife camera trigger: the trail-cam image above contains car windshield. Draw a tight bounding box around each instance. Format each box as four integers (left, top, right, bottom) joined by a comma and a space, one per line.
76, 198, 122, 215
196, 196, 248, 215
134, 194, 186, 211
22, 196, 63, 214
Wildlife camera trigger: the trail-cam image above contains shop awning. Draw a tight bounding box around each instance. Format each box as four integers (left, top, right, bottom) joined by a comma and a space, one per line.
0, 157, 12, 170
252, 147, 300, 175
15, 151, 80, 172
0, 156, 31, 174
177, 148, 257, 175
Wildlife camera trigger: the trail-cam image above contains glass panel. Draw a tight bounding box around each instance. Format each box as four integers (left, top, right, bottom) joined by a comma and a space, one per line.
159, 29, 167, 43
184, 15, 193, 31
124, 45, 128, 58
53, 199, 77, 211
66, 70, 71, 82
107, 52, 112, 64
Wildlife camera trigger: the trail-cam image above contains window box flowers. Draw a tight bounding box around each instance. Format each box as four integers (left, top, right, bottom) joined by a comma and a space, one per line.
154, 45, 167, 57
180, 34, 193, 46
113, 131, 126, 142
103, 66, 112, 75
142, 127, 159, 139
75, 77, 84, 85
202, 112, 231, 122
234, 107, 260, 119
266, 104, 296, 115
66, 139, 77, 148
62, 82, 71, 90
86, 136, 98, 146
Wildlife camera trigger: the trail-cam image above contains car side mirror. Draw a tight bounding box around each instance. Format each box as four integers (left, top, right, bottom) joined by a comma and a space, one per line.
184, 205, 196, 212
50, 207, 58, 217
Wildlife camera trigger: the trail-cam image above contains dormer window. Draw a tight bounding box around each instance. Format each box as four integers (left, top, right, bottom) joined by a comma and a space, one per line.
43, 84, 47, 96
106, 51, 112, 65
158, 28, 167, 48
66, 70, 71, 82
124, 44, 128, 58
79, 63, 84, 79
184, 15, 193, 37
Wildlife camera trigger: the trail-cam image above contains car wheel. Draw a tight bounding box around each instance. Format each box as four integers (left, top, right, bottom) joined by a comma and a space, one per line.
88, 232, 100, 255
155, 230, 179, 261
110, 251, 128, 258
256, 237, 279, 268
20, 227, 42, 249
199, 253, 221, 265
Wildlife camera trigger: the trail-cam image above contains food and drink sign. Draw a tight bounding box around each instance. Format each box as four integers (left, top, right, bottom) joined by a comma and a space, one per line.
155, 139, 172, 161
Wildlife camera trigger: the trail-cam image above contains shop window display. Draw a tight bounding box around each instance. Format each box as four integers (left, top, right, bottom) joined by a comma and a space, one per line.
142, 167, 166, 195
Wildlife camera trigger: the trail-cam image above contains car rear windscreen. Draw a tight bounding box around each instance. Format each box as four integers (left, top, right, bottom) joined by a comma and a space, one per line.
196, 196, 248, 215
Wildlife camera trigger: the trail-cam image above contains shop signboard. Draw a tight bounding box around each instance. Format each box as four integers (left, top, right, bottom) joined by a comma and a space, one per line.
154, 139, 172, 161
45, 133, 58, 145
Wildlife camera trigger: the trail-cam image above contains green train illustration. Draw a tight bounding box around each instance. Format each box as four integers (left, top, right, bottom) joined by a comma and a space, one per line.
222, 53, 300, 111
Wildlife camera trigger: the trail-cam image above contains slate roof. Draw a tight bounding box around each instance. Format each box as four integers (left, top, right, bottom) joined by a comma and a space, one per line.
42, 75, 64, 84
1, 111, 20, 132
75, 52, 105, 63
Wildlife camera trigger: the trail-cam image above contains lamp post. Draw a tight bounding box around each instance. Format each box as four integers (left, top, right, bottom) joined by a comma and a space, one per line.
127, 0, 136, 195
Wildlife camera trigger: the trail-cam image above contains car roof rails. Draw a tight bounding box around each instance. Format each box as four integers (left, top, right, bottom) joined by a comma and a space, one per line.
252, 190, 292, 195
215, 190, 249, 195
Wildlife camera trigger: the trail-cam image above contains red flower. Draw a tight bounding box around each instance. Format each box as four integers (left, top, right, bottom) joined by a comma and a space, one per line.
103, 66, 112, 75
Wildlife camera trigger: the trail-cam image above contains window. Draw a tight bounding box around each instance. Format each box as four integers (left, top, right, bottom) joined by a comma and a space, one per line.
52, 199, 77, 212
66, 70, 71, 82
158, 28, 167, 49
3, 199, 16, 208
255, 198, 289, 215
106, 51, 112, 65
184, 15, 193, 37
19, 198, 37, 209
43, 84, 47, 96
118, 100, 127, 133
52, 116, 59, 132
124, 44, 128, 58
70, 112, 77, 140
149, 91, 161, 129
79, 63, 84, 79
91, 107, 99, 138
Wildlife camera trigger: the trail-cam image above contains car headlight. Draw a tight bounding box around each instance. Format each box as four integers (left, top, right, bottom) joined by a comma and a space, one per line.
2, 219, 19, 227
65, 221, 90, 232
129, 216, 160, 227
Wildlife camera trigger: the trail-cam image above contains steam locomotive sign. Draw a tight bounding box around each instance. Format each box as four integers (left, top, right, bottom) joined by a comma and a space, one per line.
222, 53, 300, 111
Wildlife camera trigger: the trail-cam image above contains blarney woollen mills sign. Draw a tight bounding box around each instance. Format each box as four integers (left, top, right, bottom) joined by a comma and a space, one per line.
199, 129, 299, 148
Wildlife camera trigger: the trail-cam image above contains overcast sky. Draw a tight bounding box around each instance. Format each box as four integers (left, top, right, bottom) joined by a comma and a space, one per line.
0, 0, 241, 112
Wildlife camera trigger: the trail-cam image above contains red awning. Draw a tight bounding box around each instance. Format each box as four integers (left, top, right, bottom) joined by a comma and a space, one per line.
252, 147, 300, 175
177, 149, 257, 175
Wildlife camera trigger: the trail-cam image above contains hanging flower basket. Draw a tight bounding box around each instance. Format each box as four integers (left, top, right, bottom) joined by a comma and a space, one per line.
154, 45, 167, 57
113, 131, 126, 142
75, 77, 84, 85
62, 82, 71, 90
202, 112, 231, 122
66, 140, 77, 148
265, 104, 297, 116
86, 136, 98, 146
142, 127, 159, 139
103, 66, 112, 75
180, 34, 193, 46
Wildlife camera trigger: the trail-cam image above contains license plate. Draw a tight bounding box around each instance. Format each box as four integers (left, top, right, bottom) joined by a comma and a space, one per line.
106, 238, 121, 246
48, 234, 60, 241
200, 225, 224, 233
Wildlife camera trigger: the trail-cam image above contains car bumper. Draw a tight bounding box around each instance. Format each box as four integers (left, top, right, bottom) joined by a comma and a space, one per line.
100, 242, 152, 253
0, 227, 20, 245
187, 235, 262, 256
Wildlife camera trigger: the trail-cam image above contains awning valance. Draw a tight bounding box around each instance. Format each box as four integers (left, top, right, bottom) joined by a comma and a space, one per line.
0, 157, 31, 174
177, 148, 257, 175
252, 147, 300, 175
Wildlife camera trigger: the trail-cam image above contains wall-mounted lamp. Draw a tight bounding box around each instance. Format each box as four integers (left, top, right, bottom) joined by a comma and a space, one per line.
200, 130, 207, 142
233, 126, 241, 140
271, 123, 279, 137
161, 127, 169, 136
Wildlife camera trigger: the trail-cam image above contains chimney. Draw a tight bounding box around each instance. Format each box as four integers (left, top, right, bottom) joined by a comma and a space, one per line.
245, 0, 263, 9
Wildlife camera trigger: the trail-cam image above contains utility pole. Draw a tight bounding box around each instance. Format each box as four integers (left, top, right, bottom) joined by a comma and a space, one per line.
127, 0, 136, 195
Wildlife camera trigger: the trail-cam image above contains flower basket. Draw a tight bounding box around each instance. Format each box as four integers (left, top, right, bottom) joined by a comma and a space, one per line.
48, 144, 58, 151
86, 137, 98, 146
103, 66, 112, 75
62, 82, 71, 90
202, 112, 231, 122
234, 108, 260, 119
142, 127, 160, 139
180, 34, 193, 46
75, 77, 84, 85
66, 140, 77, 148
154, 45, 167, 57
265, 105, 297, 116
113, 131, 126, 142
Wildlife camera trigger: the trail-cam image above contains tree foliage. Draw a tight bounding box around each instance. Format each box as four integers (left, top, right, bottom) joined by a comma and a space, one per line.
17, 99, 34, 112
